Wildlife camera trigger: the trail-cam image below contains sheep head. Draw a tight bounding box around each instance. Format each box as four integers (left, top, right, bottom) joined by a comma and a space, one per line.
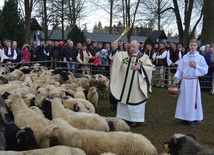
88, 87, 97, 94
163, 134, 199, 155
46, 123, 59, 139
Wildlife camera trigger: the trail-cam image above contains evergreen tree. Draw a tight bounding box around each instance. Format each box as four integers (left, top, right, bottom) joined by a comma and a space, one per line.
67, 25, 86, 46
144, 36, 154, 48
0, 0, 25, 48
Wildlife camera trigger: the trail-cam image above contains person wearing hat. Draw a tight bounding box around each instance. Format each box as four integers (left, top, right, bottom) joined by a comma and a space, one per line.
2, 40, 18, 63
21, 43, 31, 64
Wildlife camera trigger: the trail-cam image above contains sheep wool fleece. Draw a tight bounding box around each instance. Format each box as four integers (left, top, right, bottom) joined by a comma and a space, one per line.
110, 51, 153, 122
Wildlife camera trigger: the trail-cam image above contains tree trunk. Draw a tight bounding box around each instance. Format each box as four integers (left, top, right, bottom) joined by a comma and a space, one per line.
157, 0, 161, 31
61, 0, 65, 40
201, 0, 214, 44
109, 0, 113, 34
24, 0, 33, 44
43, 0, 48, 41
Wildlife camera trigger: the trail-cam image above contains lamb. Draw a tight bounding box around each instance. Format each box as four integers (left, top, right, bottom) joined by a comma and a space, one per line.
163, 133, 214, 155
87, 86, 99, 109
62, 96, 95, 113
74, 87, 86, 99
49, 93, 109, 131
5, 93, 50, 148
0, 145, 86, 155
46, 118, 158, 155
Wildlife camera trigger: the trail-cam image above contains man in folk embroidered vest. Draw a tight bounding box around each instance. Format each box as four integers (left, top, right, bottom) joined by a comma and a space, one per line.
167, 42, 182, 86
110, 40, 153, 127
2, 40, 17, 63
77, 43, 92, 74
155, 42, 167, 87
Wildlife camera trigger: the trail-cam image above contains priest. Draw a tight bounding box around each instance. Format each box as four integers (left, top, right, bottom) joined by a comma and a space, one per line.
110, 40, 153, 127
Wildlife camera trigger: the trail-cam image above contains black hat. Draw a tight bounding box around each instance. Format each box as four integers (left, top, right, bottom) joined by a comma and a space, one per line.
139, 41, 144, 44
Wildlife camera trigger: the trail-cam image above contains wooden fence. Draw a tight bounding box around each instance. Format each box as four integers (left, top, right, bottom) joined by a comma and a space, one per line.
0, 59, 213, 90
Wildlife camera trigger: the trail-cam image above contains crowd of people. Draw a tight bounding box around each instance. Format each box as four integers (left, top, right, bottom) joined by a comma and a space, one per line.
0, 37, 213, 89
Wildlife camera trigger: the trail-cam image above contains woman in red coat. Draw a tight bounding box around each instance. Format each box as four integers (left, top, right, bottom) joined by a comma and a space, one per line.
21, 44, 31, 64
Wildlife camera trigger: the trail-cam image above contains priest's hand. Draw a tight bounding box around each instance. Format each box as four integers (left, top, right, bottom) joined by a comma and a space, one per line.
173, 76, 177, 81
131, 64, 140, 70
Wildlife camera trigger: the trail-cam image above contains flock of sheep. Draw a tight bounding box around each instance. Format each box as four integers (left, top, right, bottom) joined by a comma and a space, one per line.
0, 64, 213, 155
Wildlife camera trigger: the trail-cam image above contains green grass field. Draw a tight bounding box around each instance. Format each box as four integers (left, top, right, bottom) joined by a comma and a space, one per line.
97, 87, 214, 153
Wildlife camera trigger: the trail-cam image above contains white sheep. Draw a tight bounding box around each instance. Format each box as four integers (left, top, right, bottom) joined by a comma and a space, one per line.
0, 83, 20, 94
62, 97, 95, 113
30, 106, 45, 118
5, 93, 50, 148
74, 87, 86, 99
87, 86, 99, 109
46, 118, 158, 155
103, 116, 130, 132
49, 93, 109, 131
74, 78, 90, 90
0, 145, 86, 155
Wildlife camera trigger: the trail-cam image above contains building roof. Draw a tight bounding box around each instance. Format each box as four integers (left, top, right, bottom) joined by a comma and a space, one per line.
40, 29, 69, 40
37, 29, 178, 44
31, 18, 42, 31
151, 30, 168, 40
84, 32, 147, 43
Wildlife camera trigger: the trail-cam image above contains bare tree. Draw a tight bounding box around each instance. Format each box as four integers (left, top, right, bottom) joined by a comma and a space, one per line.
172, 0, 203, 46
142, 0, 173, 31
66, 0, 86, 28
88, 0, 120, 34
20, 0, 38, 43
123, 0, 141, 42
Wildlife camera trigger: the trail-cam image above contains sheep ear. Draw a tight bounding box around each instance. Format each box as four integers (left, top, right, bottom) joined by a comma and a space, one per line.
48, 125, 58, 132
162, 142, 169, 150
60, 89, 66, 97
22, 95, 27, 99
186, 134, 196, 140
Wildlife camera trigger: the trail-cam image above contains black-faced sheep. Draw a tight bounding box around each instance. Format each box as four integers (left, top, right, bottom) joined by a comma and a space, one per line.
163, 133, 214, 155
0, 145, 86, 155
1, 112, 37, 151
46, 118, 158, 155
5, 93, 50, 148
